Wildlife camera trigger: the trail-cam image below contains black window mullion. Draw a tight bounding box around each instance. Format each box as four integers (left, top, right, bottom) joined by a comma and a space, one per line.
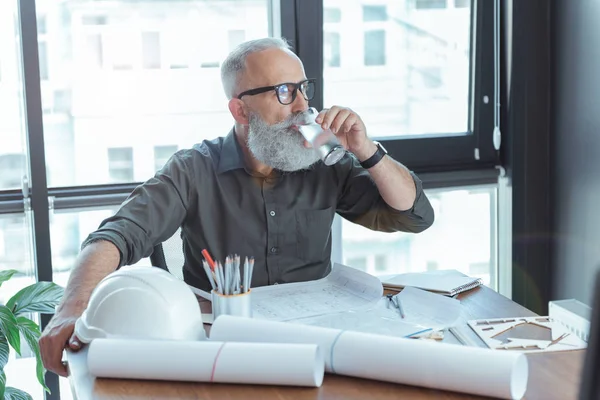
18, 1, 60, 399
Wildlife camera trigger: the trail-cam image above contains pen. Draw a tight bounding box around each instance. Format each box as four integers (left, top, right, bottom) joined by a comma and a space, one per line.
234, 255, 241, 294
225, 256, 231, 295
243, 257, 249, 293
405, 328, 433, 338
217, 261, 225, 295
202, 260, 217, 291
248, 257, 254, 290
213, 261, 223, 293
393, 296, 405, 318
201, 249, 216, 271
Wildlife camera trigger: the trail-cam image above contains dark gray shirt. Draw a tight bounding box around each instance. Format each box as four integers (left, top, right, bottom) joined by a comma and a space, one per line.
83, 130, 434, 291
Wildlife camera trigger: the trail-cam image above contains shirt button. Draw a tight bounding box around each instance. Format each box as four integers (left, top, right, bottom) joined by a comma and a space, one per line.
269, 210, 276, 217
270, 247, 278, 254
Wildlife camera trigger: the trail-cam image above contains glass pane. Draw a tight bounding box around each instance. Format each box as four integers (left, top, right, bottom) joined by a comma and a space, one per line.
51, 206, 153, 287
0, 0, 27, 190
341, 185, 497, 288
36, 0, 271, 188
0, 213, 42, 400
323, 0, 471, 137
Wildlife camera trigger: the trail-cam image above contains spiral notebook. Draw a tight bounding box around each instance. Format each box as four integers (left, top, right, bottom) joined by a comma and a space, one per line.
378, 270, 483, 297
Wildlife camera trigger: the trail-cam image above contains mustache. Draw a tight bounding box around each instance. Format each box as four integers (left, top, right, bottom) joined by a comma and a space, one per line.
273, 110, 314, 129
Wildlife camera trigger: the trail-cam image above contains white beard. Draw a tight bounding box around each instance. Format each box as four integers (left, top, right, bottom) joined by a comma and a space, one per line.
247, 111, 321, 172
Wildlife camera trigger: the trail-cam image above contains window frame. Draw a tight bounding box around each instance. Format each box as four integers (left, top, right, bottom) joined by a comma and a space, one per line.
284, 0, 497, 176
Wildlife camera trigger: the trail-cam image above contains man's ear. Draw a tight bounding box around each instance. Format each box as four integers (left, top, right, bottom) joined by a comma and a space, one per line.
228, 99, 250, 125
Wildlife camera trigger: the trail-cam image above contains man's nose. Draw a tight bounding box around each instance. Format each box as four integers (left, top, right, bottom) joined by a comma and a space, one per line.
290, 92, 309, 113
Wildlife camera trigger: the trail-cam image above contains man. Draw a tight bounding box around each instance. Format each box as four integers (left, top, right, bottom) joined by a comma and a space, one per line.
39, 37, 434, 376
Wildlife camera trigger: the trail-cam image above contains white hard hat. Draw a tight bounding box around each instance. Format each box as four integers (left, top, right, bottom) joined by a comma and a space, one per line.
75, 266, 206, 343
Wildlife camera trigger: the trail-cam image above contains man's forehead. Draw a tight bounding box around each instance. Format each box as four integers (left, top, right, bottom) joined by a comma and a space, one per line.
242, 48, 306, 88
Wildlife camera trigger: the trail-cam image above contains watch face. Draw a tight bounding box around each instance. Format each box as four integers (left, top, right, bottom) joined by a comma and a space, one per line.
375, 141, 388, 154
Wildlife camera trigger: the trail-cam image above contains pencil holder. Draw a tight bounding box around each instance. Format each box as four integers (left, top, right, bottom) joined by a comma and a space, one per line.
211, 289, 252, 320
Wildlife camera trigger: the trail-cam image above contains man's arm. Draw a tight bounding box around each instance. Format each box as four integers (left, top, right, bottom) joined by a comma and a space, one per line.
39, 240, 120, 377
39, 150, 197, 377
353, 141, 416, 212
316, 106, 434, 233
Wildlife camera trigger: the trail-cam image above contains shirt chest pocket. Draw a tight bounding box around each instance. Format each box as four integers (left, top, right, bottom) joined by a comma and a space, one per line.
296, 207, 335, 263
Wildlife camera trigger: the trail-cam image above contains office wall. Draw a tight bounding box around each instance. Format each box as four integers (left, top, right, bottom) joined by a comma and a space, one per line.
552, 0, 600, 305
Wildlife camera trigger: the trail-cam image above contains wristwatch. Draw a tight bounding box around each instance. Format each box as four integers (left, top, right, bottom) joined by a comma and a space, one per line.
360, 141, 388, 169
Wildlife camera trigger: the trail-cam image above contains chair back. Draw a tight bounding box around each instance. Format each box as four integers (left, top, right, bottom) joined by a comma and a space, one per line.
150, 228, 184, 281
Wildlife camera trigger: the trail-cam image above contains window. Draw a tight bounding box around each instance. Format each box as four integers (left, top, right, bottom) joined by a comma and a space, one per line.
84, 33, 104, 68
154, 145, 178, 171
0, 4, 27, 191
346, 256, 367, 272
38, 41, 48, 80
324, 32, 341, 67
324, 8, 342, 23
364, 30, 386, 66
228, 30, 246, 52
415, 0, 448, 9
0, 155, 25, 189
322, 0, 482, 148
37, 15, 47, 34
342, 186, 498, 288
454, 0, 470, 8
39, 0, 271, 188
82, 15, 108, 25
375, 255, 387, 272
142, 31, 161, 69
363, 5, 387, 22
107, 147, 134, 182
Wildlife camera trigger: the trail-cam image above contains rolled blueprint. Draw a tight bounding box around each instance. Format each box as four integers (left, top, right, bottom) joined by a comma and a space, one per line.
87, 338, 324, 387
210, 315, 528, 399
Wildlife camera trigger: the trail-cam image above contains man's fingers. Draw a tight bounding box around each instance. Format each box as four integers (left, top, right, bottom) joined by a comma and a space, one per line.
329, 109, 352, 134
40, 336, 69, 377
68, 334, 82, 351
319, 106, 341, 130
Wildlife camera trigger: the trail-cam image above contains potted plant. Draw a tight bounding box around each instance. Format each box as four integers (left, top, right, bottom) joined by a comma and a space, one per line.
0, 270, 64, 400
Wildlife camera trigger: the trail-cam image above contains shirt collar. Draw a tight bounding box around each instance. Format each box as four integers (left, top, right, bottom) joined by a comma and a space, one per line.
217, 128, 247, 174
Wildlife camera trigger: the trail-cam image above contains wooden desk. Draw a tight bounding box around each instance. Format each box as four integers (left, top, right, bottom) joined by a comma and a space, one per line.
67, 286, 585, 400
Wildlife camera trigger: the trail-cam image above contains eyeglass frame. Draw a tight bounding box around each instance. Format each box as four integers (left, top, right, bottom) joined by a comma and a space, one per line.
236, 78, 316, 105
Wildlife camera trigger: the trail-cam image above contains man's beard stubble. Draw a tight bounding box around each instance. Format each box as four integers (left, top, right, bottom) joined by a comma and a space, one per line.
246, 111, 321, 172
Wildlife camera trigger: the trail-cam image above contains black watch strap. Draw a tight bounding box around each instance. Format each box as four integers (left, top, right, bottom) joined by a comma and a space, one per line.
360, 142, 387, 169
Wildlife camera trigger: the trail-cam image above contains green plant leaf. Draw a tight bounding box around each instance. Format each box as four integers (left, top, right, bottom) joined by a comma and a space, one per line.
0, 307, 20, 356
15, 317, 47, 393
6, 282, 64, 316
0, 369, 6, 399
0, 337, 8, 370
4, 386, 33, 400
0, 270, 18, 290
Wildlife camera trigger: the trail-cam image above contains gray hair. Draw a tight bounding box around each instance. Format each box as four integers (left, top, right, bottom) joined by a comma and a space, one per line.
220, 37, 292, 99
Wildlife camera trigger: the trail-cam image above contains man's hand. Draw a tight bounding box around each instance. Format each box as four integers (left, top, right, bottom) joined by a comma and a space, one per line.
39, 311, 83, 377
313, 106, 377, 161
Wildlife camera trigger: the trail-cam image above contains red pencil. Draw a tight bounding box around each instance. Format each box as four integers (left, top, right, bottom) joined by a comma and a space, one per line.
201, 249, 216, 271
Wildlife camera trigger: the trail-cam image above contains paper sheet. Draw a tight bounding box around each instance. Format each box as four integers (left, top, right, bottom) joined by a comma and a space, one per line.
393, 286, 462, 329
468, 316, 588, 353
290, 307, 428, 338
249, 263, 383, 321
87, 338, 324, 387
211, 315, 528, 400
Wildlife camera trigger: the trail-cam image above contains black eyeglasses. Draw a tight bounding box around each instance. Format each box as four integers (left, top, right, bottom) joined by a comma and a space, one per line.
237, 79, 316, 105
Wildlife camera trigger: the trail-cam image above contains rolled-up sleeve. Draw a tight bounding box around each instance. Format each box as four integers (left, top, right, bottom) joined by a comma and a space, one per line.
335, 156, 434, 233
81, 151, 195, 266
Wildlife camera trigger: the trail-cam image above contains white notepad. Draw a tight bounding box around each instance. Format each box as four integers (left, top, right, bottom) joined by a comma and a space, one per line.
378, 270, 483, 296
